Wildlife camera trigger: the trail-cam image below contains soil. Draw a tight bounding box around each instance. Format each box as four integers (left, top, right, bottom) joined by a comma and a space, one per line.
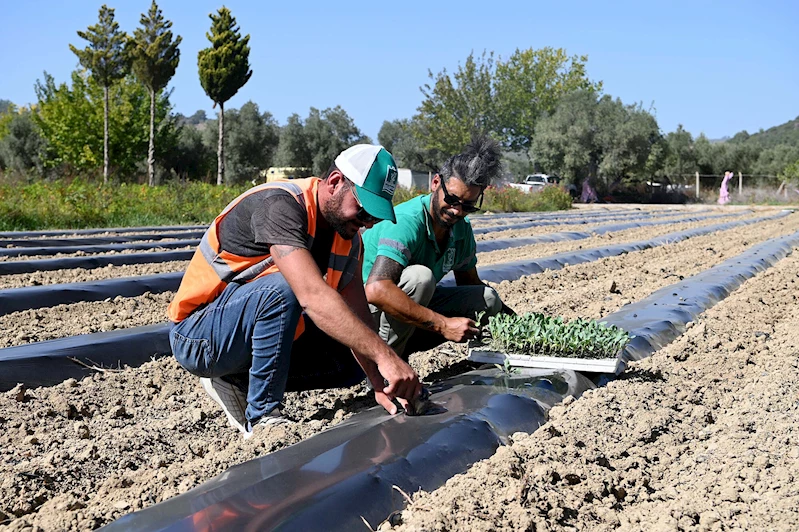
0, 206, 797, 530
0, 230, 199, 245
0, 245, 195, 263
473, 210, 754, 242
0, 261, 189, 290
393, 241, 799, 532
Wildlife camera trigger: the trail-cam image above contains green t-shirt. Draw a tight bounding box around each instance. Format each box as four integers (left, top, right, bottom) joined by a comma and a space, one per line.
362, 194, 477, 283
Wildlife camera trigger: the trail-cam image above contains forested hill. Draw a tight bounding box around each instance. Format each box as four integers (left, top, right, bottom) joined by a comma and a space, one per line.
727, 116, 799, 148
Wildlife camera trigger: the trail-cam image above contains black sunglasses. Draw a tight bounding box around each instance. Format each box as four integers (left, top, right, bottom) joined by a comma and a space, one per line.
346, 180, 381, 224
440, 177, 483, 213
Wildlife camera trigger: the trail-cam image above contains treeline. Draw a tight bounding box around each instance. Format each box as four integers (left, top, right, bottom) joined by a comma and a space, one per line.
1, 6, 797, 193
376, 51, 799, 197
0, 2, 372, 187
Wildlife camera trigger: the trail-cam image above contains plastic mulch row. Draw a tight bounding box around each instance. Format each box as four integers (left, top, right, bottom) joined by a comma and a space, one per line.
103, 227, 799, 531
0, 211, 790, 391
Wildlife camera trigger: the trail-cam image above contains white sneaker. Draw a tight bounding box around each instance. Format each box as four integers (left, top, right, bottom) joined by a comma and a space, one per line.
243, 408, 292, 440
200, 377, 248, 434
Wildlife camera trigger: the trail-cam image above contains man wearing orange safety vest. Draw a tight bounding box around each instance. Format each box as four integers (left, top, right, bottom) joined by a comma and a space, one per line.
167, 145, 422, 438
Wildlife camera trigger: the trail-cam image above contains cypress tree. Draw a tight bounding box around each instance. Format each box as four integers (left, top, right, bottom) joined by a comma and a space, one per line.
197, 7, 252, 185
128, 1, 182, 186
69, 5, 128, 183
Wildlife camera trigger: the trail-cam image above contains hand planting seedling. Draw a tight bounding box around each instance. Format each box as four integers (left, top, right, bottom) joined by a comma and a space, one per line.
477, 312, 633, 360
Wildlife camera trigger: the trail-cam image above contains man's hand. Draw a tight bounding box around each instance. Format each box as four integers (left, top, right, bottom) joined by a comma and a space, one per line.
361, 356, 421, 415
379, 355, 422, 408
441, 316, 480, 342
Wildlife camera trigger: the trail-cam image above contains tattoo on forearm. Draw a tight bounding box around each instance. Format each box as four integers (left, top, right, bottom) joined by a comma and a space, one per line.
270, 245, 302, 259
366, 256, 404, 285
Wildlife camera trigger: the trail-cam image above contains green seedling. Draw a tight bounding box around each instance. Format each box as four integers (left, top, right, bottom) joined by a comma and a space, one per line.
480, 312, 633, 360
494, 356, 519, 376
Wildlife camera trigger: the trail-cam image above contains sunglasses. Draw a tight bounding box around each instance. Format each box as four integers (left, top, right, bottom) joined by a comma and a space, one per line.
440, 177, 483, 213
346, 180, 381, 224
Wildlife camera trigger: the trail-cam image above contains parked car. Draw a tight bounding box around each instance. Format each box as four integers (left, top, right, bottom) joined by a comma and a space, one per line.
508, 174, 553, 193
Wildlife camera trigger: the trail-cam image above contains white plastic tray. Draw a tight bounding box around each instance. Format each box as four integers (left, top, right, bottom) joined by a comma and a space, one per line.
467, 344, 625, 375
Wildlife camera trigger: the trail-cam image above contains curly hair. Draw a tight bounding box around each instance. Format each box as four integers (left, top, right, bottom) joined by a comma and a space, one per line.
439, 135, 502, 188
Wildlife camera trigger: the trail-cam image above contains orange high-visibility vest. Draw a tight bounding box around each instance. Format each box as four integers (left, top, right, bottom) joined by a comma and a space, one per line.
167, 178, 361, 339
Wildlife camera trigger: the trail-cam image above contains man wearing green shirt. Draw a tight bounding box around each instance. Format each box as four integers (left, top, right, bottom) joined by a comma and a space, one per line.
362, 136, 512, 358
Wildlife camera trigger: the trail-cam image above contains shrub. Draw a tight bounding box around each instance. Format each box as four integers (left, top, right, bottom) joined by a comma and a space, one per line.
482, 185, 572, 213
392, 186, 426, 205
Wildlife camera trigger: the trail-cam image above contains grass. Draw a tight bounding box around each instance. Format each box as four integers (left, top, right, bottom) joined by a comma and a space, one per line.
0, 180, 573, 231
0, 180, 248, 231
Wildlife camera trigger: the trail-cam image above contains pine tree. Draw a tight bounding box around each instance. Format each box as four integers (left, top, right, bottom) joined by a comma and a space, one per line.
69, 5, 128, 183
197, 7, 252, 185
128, 1, 182, 186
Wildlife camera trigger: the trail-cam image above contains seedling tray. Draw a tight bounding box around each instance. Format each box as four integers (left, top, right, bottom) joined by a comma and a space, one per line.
468, 343, 625, 374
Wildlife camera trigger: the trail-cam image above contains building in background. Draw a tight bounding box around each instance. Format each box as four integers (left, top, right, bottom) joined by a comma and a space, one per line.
397, 168, 430, 191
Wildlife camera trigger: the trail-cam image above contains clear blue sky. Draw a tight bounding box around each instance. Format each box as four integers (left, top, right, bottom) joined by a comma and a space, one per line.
2, 0, 797, 143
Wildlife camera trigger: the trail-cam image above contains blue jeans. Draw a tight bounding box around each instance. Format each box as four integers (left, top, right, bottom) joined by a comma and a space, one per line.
170, 273, 365, 424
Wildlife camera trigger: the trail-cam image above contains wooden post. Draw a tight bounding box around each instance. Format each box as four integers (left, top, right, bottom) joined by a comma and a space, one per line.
695, 172, 700, 200
738, 171, 743, 196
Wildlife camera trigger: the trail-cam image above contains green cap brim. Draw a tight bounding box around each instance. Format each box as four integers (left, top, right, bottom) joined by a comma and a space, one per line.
355, 184, 396, 223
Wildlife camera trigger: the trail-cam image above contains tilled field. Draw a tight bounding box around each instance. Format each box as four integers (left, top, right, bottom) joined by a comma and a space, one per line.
0, 205, 798, 531
393, 239, 799, 532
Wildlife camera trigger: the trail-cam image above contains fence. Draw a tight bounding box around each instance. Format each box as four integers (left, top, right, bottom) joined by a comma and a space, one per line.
661, 173, 793, 201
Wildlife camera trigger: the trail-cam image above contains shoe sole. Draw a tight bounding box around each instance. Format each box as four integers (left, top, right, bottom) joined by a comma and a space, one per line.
200, 377, 248, 434
243, 412, 293, 440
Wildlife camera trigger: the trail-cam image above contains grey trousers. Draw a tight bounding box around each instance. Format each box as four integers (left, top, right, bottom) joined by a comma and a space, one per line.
370, 265, 502, 358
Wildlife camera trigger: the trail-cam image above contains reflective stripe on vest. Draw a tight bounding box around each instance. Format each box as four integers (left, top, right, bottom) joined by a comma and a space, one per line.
167, 178, 360, 333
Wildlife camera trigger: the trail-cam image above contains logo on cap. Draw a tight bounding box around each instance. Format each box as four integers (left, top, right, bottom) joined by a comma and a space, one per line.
382, 165, 398, 195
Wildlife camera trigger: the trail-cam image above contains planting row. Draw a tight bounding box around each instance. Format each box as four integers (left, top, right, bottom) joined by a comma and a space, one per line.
0, 211, 794, 388
1, 207, 796, 529
0, 210, 751, 289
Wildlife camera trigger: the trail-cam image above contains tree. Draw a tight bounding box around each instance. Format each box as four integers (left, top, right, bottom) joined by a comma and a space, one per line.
595, 98, 662, 183
275, 113, 312, 168
304, 106, 370, 175
754, 144, 799, 176
228, 102, 279, 181
378, 118, 441, 172
778, 160, 799, 187
197, 7, 252, 185
664, 125, 695, 179
275, 107, 370, 175
414, 47, 600, 161
693, 134, 716, 175
494, 47, 601, 155
185, 110, 208, 125
34, 70, 177, 179
415, 51, 498, 157
532, 91, 662, 200
127, 0, 181, 186
0, 109, 45, 174
69, 5, 129, 182
532, 90, 601, 199
163, 125, 213, 181
202, 101, 279, 183
0, 101, 17, 140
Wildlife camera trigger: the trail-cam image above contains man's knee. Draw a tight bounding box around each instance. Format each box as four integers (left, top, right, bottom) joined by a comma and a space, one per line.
483, 286, 503, 317
399, 265, 437, 305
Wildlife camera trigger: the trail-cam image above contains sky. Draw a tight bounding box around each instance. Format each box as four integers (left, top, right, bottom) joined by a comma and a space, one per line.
1, 0, 797, 143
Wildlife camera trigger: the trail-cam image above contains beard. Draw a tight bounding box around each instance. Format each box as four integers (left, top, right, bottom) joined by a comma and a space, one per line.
322, 187, 359, 240
431, 190, 458, 228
